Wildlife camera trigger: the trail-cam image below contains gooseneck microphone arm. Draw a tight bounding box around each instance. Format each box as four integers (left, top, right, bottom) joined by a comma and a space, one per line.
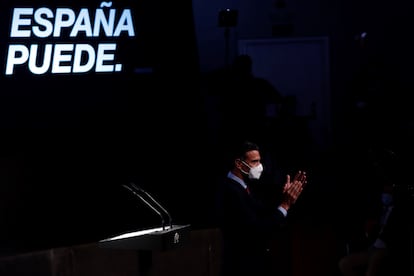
129, 183, 173, 229
122, 184, 166, 230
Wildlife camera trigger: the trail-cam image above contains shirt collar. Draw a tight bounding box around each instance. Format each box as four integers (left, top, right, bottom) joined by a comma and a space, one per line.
227, 171, 247, 189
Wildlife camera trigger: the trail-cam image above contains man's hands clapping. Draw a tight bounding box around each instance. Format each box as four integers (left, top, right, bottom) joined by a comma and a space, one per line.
279, 170, 307, 211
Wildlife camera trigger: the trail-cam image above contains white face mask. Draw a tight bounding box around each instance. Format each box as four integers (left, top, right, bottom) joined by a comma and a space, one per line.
241, 161, 264, 180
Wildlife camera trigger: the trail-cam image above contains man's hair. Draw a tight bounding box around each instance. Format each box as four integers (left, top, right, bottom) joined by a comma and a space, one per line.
231, 140, 260, 160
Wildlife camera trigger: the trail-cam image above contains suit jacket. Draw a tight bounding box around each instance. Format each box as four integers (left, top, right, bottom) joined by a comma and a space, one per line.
215, 175, 287, 276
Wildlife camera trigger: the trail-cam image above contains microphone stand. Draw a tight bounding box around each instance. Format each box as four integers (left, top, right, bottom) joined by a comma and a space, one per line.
129, 183, 173, 230
122, 184, 166, 230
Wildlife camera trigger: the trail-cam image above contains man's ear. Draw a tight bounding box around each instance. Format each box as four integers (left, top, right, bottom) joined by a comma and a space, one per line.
235, 159, 242, 169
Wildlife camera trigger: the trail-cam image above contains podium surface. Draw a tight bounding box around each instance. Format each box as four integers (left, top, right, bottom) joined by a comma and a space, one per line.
99, 224, 191, 251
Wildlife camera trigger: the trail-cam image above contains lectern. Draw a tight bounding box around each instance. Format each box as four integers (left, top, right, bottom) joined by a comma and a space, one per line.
99, 224, 191, 276
100, 183, 191, 275
99, 224, 191, 251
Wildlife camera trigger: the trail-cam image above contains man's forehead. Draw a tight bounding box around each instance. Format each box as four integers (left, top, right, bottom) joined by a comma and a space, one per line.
245, 150, 260, 160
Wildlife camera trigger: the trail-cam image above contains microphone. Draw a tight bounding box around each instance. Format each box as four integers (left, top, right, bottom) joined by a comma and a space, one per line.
129, 183, 173, 229
122, 184, 167, 230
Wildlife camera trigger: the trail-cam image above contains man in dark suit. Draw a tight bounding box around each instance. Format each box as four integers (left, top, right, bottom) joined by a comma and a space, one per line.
214, 140, 307, 276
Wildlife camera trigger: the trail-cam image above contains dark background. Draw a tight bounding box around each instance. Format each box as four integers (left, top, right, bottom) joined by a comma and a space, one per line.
0, 0, 205, 255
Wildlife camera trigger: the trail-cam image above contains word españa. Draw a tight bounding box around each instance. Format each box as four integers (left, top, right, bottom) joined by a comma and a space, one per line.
5, 3, 136, 75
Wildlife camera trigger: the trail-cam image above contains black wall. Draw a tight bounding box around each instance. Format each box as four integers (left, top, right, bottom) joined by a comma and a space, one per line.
0, 0, 204, 256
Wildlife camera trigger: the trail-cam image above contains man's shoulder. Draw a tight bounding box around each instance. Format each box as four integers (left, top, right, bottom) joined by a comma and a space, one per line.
218, 176, 245, 194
